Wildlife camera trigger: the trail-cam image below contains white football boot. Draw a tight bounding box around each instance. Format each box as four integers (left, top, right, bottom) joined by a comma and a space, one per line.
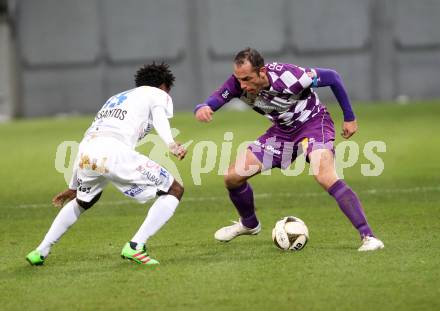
358, 236, 384, 252
214, 219, 261, 242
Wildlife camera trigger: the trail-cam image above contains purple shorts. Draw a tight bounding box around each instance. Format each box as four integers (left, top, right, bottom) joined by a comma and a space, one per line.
248, 111, 335, 169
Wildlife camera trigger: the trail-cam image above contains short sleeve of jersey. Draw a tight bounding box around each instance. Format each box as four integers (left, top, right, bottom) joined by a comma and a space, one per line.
304, 67, 318, 87
266, 63, 313, 95
146, 87, 174, 118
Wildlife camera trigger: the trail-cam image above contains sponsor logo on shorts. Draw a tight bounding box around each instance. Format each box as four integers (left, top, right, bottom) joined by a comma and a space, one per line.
136, 165, 163, 186
145, 172, 161, 185
159, 168, 169, 179
79, 153, 108, 173
77, 178, 91, 193
78, 186, 91, 194
253, 140, 282, 155
124, 185, 144, 197
144, 160, 160, 169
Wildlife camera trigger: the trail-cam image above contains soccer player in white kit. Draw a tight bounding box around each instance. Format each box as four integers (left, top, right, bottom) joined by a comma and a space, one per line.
26, 63, 187, 266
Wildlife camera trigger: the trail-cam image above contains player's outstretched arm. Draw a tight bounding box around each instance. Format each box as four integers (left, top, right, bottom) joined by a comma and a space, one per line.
151, 105, 187, 160
194, 75, 242, 123
195, 105, 214, 122
52, 188, 77, 208
311, 68, 357, 139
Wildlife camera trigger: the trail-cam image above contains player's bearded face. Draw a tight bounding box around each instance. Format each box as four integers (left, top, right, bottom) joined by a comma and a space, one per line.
234, 62, 267, 95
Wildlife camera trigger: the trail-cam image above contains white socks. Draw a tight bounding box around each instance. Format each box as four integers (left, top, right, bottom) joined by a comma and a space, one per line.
37, 199, 85, 257
131, 195, 179, 246
35, 195, 179, 256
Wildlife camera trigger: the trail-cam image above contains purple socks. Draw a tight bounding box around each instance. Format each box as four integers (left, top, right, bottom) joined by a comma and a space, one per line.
328, 180, 374, 238
228, 182, 259, 229
228, 179, 373, 237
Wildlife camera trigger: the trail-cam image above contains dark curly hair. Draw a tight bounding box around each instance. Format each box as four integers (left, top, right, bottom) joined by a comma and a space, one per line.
134, 62, 175, 89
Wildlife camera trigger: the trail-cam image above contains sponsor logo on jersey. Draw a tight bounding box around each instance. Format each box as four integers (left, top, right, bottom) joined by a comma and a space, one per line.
221, 89, 230, 99
267, 62, 284, 71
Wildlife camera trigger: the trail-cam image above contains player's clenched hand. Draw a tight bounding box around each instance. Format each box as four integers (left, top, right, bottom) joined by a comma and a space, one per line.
169, 142, 187, 160
341, 120, 358, 139
52, 189, 77, 208
195, 106, 213, 122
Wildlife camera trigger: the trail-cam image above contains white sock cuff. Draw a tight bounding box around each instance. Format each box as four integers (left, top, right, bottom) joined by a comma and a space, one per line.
158, 194, 179, 207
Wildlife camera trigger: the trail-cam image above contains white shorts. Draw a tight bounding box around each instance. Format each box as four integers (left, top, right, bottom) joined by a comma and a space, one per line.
69, 136, 174, 204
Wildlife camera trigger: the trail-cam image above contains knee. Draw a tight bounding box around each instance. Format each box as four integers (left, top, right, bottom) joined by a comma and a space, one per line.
224, 168, 246, 190
166, 180, 184, 201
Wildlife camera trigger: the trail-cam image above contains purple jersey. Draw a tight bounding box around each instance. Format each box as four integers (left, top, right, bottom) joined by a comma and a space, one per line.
206, 62, 325, 133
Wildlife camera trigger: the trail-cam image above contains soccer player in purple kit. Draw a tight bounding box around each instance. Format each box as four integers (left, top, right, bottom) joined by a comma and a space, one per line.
194, 47, 384, 251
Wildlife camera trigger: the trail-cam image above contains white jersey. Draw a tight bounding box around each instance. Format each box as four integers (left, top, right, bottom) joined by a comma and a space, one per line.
85, 86, 173, 149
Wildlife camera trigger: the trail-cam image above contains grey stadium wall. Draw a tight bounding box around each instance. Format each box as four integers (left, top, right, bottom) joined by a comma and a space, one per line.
6, 0, 440, 117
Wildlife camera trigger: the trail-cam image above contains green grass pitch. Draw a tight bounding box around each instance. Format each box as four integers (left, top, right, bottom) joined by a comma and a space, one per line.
0, 101, 439, 310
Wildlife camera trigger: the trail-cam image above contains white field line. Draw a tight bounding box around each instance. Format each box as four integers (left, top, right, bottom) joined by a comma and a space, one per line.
14, 186, 440, 209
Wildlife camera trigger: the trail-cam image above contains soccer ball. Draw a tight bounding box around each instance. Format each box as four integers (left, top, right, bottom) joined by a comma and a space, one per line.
272, 216, 309, 251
